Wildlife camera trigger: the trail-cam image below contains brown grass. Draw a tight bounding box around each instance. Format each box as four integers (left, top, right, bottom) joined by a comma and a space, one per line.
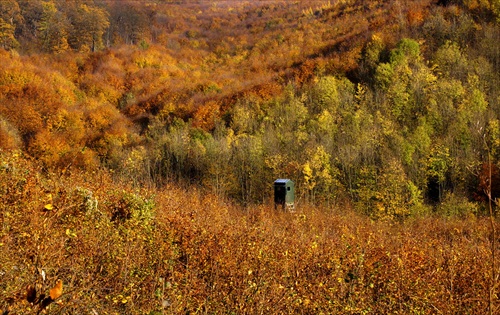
0, 150, 496, 314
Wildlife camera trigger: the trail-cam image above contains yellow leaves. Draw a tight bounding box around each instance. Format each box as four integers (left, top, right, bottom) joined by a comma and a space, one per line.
354, 83, 367, 105
314, 76, 339, 110
43, 193, 56, 211
303, 162, 315, 191
65, 229, 77, 238
109, 294, 130, 304
302, 146, 333, 194
48, 73, 78, 106
264, 154, 285, 175
134, 55, 162, 69
0, 67, 41, 88
123, 146, 148, 174
316, 109, 336, 136
311, 241, 318, 250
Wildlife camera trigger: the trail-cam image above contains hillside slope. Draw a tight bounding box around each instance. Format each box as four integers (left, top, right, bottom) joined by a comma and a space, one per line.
1, 0, 499, 212
1, 0, 500, 313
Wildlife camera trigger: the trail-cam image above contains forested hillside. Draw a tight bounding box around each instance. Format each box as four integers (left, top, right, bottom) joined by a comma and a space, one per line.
2, 0, 500, 216
2, 0, 500, 314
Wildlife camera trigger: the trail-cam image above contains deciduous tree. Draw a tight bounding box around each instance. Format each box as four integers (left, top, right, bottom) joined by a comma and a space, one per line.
37, 1, 69, 53
68, 3, 110, 52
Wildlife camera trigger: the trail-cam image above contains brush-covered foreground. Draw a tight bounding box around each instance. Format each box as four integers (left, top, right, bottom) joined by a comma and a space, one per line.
0, 150, 496, 314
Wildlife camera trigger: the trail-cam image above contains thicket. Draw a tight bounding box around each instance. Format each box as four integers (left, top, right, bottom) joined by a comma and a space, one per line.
0, 150, 498, 314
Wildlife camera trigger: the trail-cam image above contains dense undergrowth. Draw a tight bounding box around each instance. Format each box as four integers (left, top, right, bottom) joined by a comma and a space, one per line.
0, 150, 496, 314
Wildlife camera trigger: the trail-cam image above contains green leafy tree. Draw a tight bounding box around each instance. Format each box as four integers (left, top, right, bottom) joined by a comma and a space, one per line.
404, 118, 434, 189
359, 33, 386, 82
433, 41, 470, 81
493, 0, 500, 22
230, 97, 265, 135
376, 39, 437, 130
336, 107, 379, 197
427, 144, 452, 202
309, 76, 339, 115
266, 86, 309, 156
427, 79, 465, 135
203, 126, 234, 197
356, 159, 421, 220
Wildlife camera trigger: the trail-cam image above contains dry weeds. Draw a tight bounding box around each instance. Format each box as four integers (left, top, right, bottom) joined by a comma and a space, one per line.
0, 150, 496, 314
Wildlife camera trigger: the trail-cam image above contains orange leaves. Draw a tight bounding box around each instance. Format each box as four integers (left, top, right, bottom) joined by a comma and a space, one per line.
294, 59, 317, 87
407, 7, 426, 26
49, 279, 63, 300
28, 130, 70, 167
84, 100, 120, 131
192, 101, 221, 131
4, 278, 65, 314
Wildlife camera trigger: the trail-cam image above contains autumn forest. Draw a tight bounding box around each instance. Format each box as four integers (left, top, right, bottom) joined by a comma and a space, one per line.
2, 0, 500, 313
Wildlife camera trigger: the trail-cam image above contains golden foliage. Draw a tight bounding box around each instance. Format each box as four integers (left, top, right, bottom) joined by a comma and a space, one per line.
0, 151, 495, 314
192, 101, 221, 130
0, 2, 499, 311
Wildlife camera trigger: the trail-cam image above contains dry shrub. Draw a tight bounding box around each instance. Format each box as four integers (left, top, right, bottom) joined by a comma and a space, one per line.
0, 150, 497, 314
0, 118, 21, 150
